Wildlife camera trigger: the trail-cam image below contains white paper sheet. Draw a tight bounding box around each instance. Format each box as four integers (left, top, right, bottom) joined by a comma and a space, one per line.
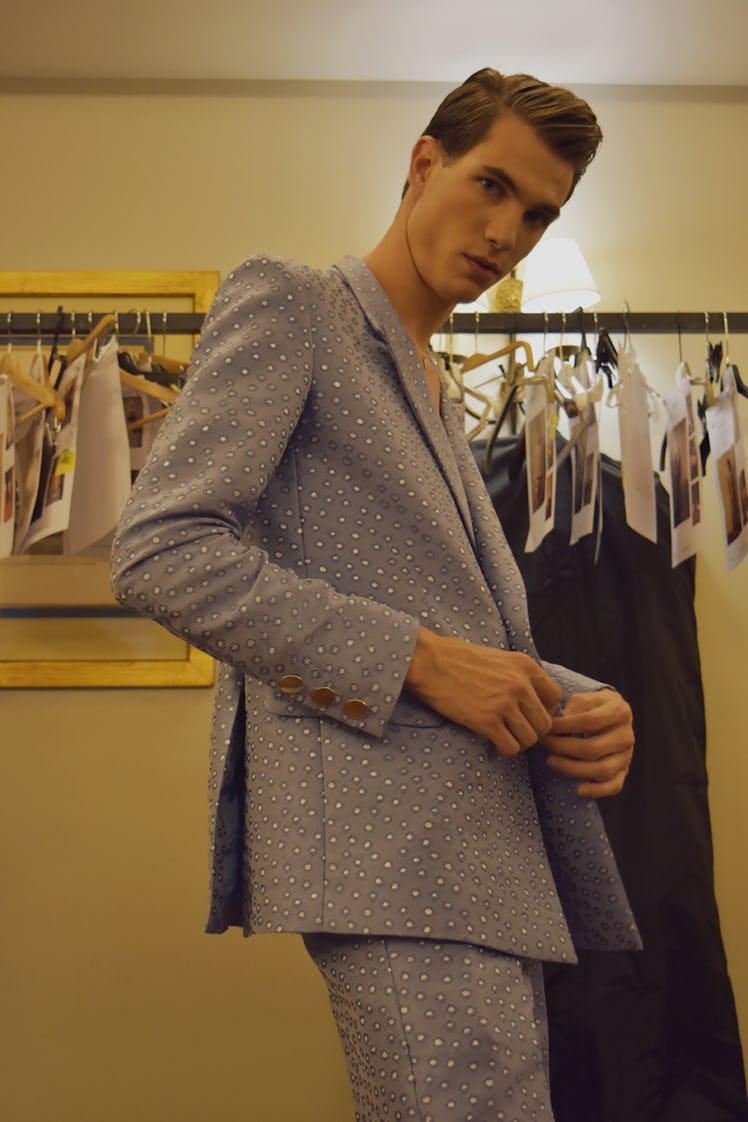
616, 342, 657, 543
65, 337, 132, 555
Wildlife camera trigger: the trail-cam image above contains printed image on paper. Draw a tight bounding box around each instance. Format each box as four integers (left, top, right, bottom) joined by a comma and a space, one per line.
18, 350, 84, 553
0, 376, 15, 558
664, 363, 703, 566
524, 360, 556, 552
705, 365, 748, 571
566, 355, 601, 546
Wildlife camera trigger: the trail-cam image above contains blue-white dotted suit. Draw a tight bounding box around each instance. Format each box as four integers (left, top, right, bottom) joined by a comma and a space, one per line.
112, 255, 640, 965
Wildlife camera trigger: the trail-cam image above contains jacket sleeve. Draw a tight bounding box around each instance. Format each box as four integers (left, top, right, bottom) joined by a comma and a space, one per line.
540, 659, 608, 697
111, 257, 420, 737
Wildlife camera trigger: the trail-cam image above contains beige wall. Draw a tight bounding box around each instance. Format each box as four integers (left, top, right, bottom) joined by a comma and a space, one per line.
1, 80, 746, 1122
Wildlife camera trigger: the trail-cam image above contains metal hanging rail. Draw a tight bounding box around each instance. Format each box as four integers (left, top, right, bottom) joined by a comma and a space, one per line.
447, 310, 748, 335
1, 309, 747, 339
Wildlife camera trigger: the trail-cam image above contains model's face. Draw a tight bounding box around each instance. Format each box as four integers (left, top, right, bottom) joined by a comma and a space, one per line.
405, 112, 575, 311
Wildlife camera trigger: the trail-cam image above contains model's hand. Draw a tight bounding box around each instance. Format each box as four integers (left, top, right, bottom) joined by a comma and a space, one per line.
540, 689, 634, 798
405, 628, 562, 757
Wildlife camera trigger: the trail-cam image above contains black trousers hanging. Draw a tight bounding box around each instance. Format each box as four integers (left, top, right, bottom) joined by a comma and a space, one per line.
476, 437, 748, 1122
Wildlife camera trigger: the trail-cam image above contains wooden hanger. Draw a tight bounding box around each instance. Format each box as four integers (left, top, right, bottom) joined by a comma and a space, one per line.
119, 367, 179, 406
464, 385, 495, 442
123, 310, 189, 378
125, 405, 171, 433
120, 354, 180, 433
63, 311, 180, 411
0, 344, 65, 424
139, 351, 187, 377
65, 313, 118, 364
459, 339, 536, 375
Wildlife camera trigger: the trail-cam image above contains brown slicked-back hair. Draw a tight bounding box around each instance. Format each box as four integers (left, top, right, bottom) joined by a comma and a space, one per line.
405, 67, 602, 200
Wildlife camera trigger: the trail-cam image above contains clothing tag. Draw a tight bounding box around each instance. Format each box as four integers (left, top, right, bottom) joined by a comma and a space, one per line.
617, 342, 657, 543
55, 449, 76, 475
705, 365, 748, 571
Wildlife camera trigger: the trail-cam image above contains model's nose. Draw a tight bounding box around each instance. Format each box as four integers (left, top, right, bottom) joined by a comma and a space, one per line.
485, 204, 522, 251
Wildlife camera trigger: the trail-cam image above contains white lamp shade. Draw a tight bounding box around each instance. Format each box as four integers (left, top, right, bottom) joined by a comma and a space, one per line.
520, 237, 601, 313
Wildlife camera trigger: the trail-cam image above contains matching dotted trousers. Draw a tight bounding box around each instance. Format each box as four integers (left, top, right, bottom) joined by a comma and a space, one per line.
303, 933, 554, 1122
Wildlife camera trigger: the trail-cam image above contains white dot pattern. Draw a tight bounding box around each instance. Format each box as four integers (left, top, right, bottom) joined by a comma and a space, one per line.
304, 934, 552, 1121
112, 254, 640, 958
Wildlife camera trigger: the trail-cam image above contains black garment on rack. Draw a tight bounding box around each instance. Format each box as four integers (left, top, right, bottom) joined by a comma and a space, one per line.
476, 438, 748, 1122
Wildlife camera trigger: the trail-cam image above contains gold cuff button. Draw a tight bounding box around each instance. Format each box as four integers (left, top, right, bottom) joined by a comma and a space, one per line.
343, 699, 368, 720
279, 674, 304, 694
310, 686, 337, 709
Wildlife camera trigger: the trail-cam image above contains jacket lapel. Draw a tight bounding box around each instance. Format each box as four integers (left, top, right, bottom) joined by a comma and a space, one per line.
335, 256, 477, 549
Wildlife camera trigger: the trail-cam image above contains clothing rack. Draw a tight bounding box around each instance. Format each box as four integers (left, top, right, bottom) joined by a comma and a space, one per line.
2, 310, 748, 339
449, 311, 748, 335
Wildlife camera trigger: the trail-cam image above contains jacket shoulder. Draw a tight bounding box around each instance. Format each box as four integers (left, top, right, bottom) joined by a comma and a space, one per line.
219, 254, 342, 304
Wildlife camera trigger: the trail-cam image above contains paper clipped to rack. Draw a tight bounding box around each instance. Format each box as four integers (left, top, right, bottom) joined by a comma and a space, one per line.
524, 356, 556, 553
0, 376, 15, 558
616, 342, 657, 543
664, 363, 703, 567
705, 365, 748, 571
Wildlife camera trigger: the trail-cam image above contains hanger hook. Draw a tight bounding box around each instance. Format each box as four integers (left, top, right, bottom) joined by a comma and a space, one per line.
542, 311, 548, 357
723, 311, 731, 364
145, 309, 152, 345
622, 300, 632, 345
577, 306, 587, 353
36, 311, 42, 354
162, 311, 168, 354
676, 311, 683, 364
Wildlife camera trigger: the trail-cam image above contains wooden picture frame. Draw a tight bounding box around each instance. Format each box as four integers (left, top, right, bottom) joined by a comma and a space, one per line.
0, 270, 219, 688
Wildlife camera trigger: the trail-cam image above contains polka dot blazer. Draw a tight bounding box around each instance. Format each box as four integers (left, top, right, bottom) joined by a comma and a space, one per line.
112, 256, 640, 960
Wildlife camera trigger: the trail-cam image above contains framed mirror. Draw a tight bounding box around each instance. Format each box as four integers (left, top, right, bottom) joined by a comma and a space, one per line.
0, 270, 219, 687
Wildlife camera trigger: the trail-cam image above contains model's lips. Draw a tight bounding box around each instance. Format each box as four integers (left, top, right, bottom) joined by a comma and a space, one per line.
465, 254, 500, 281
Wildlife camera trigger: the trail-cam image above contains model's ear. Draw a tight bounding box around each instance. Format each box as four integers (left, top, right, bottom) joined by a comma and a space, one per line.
407, 135, 442, 197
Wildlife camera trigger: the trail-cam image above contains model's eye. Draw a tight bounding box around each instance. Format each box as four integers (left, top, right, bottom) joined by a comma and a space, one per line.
526, 210, 552, 230
479, 177, 505, 196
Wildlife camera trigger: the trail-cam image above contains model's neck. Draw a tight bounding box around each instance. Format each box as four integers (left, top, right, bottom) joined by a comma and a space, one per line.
364, 219, 453, 358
